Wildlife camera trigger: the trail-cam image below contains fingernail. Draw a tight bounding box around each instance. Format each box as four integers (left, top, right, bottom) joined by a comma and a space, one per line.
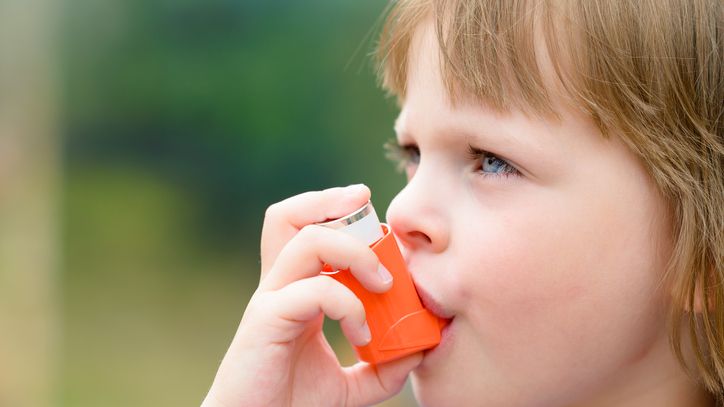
344, 183, 366, 197
360, 321, 372, 344
377, 264, 393, 285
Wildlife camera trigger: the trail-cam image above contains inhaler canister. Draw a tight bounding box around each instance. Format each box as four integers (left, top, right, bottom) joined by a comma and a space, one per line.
316, 201, 442, 364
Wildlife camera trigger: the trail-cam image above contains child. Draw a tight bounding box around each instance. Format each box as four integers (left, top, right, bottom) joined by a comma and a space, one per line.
203, 0, 723, 405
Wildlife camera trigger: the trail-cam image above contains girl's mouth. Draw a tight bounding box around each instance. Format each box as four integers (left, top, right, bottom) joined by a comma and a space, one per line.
415, 282, 455, 320
412, 280, 456, 366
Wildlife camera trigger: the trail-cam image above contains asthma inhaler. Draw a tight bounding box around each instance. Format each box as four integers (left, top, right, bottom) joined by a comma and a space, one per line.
316, 201, 442, 364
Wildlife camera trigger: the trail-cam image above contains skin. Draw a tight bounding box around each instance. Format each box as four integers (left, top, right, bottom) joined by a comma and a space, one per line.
383, 18, 713, 407
202, 16, 714, 407
202, 184, 424, 407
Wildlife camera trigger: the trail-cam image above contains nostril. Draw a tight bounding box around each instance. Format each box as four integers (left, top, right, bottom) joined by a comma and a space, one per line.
408, 230, 432, 245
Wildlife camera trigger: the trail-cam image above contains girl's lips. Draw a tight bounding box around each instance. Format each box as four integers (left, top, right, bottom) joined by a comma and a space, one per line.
411, 277, 456, 365
414, 282, 455, 321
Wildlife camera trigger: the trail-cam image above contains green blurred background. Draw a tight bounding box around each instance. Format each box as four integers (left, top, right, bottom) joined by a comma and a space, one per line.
0, 0, 415, 406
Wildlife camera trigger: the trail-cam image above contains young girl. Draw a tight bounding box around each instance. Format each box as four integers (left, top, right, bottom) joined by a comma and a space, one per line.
202, 1, 723, 406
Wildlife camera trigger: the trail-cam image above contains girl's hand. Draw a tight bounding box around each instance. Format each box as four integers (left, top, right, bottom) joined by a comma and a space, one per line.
202, 184, 423, 407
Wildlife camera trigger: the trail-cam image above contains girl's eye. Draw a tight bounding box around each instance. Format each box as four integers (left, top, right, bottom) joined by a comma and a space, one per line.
383, 139, 419, 173
383, 138, 520, 179
480, 154, 518, 175
467, 144, 520, 178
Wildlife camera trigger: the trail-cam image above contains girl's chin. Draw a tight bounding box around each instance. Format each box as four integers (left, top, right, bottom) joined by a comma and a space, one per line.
410, 363, 462, 407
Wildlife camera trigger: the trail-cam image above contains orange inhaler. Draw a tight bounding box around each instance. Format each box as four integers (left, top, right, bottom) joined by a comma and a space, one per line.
316, 201, 443, 365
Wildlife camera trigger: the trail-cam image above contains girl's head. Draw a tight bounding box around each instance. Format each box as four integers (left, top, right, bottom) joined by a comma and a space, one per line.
375, 0, 723, 405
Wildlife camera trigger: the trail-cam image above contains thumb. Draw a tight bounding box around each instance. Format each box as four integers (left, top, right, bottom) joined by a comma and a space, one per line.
342, 352, 424, 406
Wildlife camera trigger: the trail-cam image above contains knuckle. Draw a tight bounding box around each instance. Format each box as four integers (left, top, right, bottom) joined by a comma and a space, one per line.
318, 275, 339, 297
264, 202, 281, 220
349, 296, 365, 321
318, 277, 365, 321
348, 245, 377, 274
363, 248, 380, 269
334, 281, 363, 314
297, 224, 325, 243
243, 292, 269, 320
320, 277, 347, 304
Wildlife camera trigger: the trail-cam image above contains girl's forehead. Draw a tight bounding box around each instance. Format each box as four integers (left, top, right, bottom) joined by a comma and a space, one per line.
374, 0, 620, 136
396, 23, 611, 179
401, 15, 574, 126
397, 18, 585, 150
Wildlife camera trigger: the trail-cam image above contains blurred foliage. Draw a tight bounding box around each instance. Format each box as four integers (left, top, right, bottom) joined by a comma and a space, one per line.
59, 0, 413, 405
63, 0, 403, 249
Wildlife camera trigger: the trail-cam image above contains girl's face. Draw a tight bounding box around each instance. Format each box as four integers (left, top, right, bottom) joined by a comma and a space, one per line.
385, 21, 679, 406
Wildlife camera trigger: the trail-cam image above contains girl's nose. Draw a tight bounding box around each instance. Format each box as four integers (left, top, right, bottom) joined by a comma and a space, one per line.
385, 177, 449, 253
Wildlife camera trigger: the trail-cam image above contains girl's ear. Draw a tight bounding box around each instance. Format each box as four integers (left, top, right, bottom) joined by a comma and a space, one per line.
686, 272, 716, 314
689, 283, 707, 314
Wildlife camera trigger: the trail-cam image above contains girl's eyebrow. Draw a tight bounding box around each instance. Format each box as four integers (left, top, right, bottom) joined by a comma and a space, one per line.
394, 116, 537, 154
394, 115, 564, 181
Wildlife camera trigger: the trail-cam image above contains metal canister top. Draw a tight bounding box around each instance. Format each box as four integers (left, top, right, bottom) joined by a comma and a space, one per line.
316, 201, 384, 246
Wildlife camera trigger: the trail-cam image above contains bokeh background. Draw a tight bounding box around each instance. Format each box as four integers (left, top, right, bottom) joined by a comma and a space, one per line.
0, 0, 417, 406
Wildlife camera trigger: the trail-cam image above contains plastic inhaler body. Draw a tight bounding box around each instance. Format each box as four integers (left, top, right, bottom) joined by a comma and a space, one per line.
316, 201, 442, 365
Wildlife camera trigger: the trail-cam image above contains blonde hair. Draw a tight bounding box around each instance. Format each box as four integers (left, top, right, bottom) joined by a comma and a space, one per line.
375, 0, 724, 400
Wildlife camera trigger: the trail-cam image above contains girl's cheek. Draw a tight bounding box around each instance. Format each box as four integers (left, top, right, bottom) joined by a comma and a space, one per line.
458, 212, 590, 308
458, 188, 667, 346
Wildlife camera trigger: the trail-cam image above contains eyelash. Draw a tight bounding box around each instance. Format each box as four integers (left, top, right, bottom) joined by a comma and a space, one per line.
383, 139, 415, 173
383, 138, 521, 179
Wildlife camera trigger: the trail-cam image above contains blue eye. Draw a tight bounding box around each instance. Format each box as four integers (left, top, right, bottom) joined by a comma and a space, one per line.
481, 154, 516, 174
467, 144, 520, 177
384, 139, 520, 179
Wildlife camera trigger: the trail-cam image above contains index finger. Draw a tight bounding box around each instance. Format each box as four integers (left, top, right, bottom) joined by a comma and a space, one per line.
259, 183, 371, 279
